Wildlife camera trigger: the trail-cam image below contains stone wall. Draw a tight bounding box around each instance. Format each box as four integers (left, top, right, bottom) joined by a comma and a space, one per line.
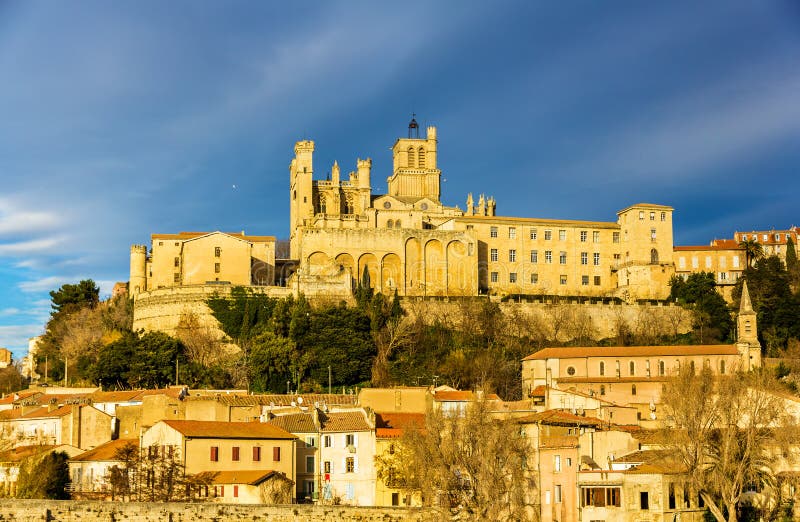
134, 285, 692, 345
0, 499, 435, 522
402, 298, 692, 342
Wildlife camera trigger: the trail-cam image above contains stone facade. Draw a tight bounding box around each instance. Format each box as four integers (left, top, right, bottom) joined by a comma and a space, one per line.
0, 499, 435, 522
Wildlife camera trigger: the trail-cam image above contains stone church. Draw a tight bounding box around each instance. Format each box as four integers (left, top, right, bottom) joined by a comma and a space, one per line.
129, 119, 678, 308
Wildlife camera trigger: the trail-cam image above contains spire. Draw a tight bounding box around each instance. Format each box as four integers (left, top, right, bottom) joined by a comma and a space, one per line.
739, 280, 753, 314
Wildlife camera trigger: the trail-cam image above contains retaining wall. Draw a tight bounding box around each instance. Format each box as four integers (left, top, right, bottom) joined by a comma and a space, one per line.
0, 499, 435, 522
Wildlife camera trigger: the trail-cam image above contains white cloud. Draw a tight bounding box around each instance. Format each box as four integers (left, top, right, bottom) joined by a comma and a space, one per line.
0, 308, 20, 317
0, 324, 44, 357
0, 236, 67, 257
0, 209, 60, 236
17, 275, 71, 293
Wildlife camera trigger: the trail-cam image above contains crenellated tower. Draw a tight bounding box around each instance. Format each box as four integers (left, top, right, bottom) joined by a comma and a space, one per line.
129, 245, 148, 297
290, 140, 315, 258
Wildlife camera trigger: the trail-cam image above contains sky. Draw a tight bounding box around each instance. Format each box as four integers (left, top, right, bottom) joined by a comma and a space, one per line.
1, 1, 799, 357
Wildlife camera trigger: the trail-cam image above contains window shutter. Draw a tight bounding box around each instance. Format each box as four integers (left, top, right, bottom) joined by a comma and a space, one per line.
353, 433, 358, 447
353, 455, 359, 473
273, 446, 281, 462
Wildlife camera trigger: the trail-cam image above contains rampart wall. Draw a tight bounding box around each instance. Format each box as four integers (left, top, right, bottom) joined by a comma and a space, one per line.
133, 285, 691, 344
0, 499, 434, 522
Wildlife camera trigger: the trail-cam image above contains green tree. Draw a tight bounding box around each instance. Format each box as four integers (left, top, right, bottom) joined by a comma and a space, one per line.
738, 239, 764, 268
785, 236, 799, 291
248, 329, 301, 393
49, 279, 99, 315
89, 332, 138, 389
669, 273, 732, 343
734, 256, 800, 354
127, 332, 186, 389
16, 451, 70, 499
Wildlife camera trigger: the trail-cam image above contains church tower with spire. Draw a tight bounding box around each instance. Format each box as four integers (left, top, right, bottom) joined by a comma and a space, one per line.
736, 281, 762, 371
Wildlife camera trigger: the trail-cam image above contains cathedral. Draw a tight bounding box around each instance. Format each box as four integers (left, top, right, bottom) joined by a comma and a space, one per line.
130, 119, 677, 303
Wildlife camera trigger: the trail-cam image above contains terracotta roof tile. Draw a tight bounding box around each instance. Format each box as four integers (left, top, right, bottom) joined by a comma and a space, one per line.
375, 413, 425, 429
211, 470, 278, 485
319, 411, 371, 433
0, 392, 40, 405
70, 439, 139, 462
524, 345, 739, 360
89, 391, 145, 403
433, 391, 474, 401
456, 215, 619, 228
20, 405, 74, 419
267, 413, 316, 433
0, 445, 56, 463
516, 409, 603, 427
162, 420, 296, 440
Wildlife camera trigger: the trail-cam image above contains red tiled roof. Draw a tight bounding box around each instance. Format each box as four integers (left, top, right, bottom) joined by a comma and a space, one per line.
319, 411, 371, 433
162, 420, 296, 440
18, 405, 74, 419
267, 413, 316, 433
0, 392, 40, 405
531, 386, 546, 397
211, 470, 278, 485
89, 390, 145, 403
516, 409, 603, 427
70, 439, 139, 462
151, 232, 276, 242
523, 345, 739, 360
674, 244, 742, 251
0, 445, 56, 463
433, 391, 474, 401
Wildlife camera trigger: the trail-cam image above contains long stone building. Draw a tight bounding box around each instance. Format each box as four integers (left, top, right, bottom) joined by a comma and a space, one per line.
130, 119, 679, 307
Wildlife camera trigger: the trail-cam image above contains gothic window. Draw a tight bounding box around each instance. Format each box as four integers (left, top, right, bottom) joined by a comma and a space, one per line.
387, 220, 393, 229
395, 220, 401, 229
599, 362, 605, 376
343, 195, 355, 215
418, 147, 426, 168
319, 196, 327, 214
407, 147, 416, 168
651, 249, 659, 264
629, 361, 635, 376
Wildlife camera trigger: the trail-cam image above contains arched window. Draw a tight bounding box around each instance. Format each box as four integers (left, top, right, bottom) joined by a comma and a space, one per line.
600, 385, 606, 396
659, 360, 665, 376
720, 360, 726, 374
629, 361, 635, 376
407, 147, 416, 168
344, 195, 355, 215
615, 360, 621, 377
319, 196, 326, 214
689, 360, 696, 374
386, 220, 393, 229
418, 147, 426, 168
599, 362, 605, 376
651, 248, 659, 264
631, 384, 637, 396
395, 220, 401, 229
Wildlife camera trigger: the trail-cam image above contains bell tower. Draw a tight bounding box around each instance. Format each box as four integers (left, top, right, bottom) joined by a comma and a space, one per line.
387, 116, 441, 202
736, 281, 761, 370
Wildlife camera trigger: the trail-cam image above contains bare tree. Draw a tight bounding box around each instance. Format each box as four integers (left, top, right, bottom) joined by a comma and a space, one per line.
376, 400, 536, 521
372, 315, 414, 387
661, 367, 791, 522
175, 311, 223, 366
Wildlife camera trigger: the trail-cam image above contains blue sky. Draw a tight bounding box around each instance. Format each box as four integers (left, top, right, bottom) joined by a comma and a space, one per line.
1, 1, 799, 357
